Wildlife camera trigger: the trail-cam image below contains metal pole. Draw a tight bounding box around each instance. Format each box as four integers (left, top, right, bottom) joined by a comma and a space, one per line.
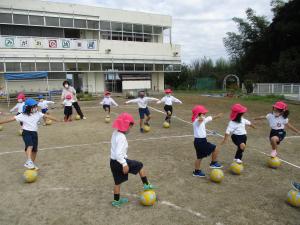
5, 79, 9, 108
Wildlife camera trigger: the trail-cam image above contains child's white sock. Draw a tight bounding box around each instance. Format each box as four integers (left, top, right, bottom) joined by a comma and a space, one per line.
271, 150, 277, 157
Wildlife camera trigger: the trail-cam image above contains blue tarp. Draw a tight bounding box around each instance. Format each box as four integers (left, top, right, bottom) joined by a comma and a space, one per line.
4, 72, 48, 80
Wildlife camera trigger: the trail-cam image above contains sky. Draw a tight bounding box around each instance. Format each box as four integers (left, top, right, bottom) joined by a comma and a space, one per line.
50, 0, 273, 63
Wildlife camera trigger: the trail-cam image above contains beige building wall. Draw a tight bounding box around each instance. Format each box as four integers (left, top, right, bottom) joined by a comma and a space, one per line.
151, 72, 164, 92
85, 72, 105, 93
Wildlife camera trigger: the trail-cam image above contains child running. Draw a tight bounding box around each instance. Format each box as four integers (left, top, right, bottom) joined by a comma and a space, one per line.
192, 105, 223, 177
10, 93, 26, 115
221, 104, 255, 164
0, 98, 59, 169
62, 94, 73, 122
37, 95, 55, 125
255, 101, 300, 157
110, 112, 154, 207
125, 90, 159, 133
157, 89, 182, 123
100, 91, 118, 117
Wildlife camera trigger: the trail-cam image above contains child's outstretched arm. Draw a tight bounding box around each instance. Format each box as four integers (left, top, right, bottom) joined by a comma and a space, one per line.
172, 96, 183, 104
111, 99, 119, 107
9, 104, 18, 113
125, 98, 139, 104
286, 123, 300, 134
221, 133, 230, 145
156, 97, 165, 104
44, 114, 59, 122
0, 117, 16, 125
212, 113, 223, 120
254, 116, 266, 120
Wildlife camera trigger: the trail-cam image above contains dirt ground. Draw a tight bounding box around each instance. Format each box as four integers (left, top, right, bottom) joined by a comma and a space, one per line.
0, 94, 299, 225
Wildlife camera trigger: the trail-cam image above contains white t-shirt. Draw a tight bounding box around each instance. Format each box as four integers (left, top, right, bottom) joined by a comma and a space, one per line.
110, 130, 128, 165
10, 102, 25, 113
61, 86, 77, 102
266, 113, 288, 130
15, 112, 44, 132
63, 99, 73, 107
126, 97, 159, 108
158, 95, 182, 106
225, 118, 251, 135
193, 116, 213, 138
38, 100, 54, 109
100, 97, 118, 106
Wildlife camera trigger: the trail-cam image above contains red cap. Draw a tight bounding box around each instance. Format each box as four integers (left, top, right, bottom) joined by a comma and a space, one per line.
191, 105, 209, 122
230, 103, 247, 120
112, 112, 135, 132
164, 89, 172, 94
17, 93, 25, 100
66, 94, 72, 100
273, 101, 287, 110
104, 91, 111, 96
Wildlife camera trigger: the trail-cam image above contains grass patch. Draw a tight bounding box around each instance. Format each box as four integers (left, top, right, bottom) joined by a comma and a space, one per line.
241, 94, 285, 102
77, 93, 96, 101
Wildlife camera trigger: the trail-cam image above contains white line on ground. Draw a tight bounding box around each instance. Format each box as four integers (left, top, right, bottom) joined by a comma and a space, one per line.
148, 106, 300, 169
285, 136, 300, 139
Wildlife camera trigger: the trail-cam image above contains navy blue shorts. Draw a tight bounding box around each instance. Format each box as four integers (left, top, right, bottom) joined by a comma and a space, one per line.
194, 138, 216, 159
103, 104, 110, 112
164, 105, 173, 114
42, 108, 48, 114
138, 107, 150, 119
231, 134, 247, 147
22, 130, 38, 152
110, 159, 143, 185
270, 129, 286, 144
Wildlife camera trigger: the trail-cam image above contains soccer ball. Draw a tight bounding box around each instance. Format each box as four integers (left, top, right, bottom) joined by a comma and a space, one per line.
287, 190, 300, 207
45, 119, 52, 125
0, 126, 3, 131
143, 125, 151, 132
268, 157, 281, 169
105, 116, 111, 123
210, 169, 224, 183
230, 162, 244, 175
163, 121, 170, 128
75, 115, 81, 120
23, 170, 38, 183
140, 190, 156, 206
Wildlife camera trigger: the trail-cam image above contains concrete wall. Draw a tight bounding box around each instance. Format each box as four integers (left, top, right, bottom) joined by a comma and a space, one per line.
85, 72, 104, 93
151, 72, 164, 92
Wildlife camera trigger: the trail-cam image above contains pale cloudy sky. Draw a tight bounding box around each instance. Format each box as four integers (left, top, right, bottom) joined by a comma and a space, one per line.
51, 0, 273, 63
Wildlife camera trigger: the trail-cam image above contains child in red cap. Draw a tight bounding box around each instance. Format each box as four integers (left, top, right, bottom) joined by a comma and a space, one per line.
157, 89, 182, 124
255, 101, 299, 157
100, 91, 118, 117
192, 105, 223, 177
110, 112, 154, 207
10, 93, 26, 129
221, 104, 255, 164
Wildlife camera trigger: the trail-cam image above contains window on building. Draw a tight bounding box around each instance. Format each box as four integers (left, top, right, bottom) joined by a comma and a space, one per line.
123, 32, 133, 41
153, 26, 162, 34
74, 19, 86, 28
111, 22, 122, 31
144, 34, 152, 42
50, 62, 63, 71
60, 18, 73, 28
13, 14, 29, 25
164, 64, 173, 71
77, 63, 89, 71
155, 64, 163, 71
45, 17, 59, 27
173, 64, 181, 71
100, 31, 111, 40
113, 63, 123, 71
6, 62, 21, 72
143, 25, 152, 34
0, 13, 12, 24
133, 33, 143, 42
36, 63, 50, 71
29, 15, 44, 26
48, 72, 66, 79
123, 23, 132, 32
21, 62, 35, 71
133, 24, 142, 33
87, 20, 99, 29
100, 21, 111, 30
102, 63, 112, 71
124, 63, 134, 71
90, 63, 101, 71
135, 64, 144, 71
145, 64, 153, 71
0, 62, 4, 72
64, 29, 80, 38
65, 63, 77, 71
112, 31, 122, 40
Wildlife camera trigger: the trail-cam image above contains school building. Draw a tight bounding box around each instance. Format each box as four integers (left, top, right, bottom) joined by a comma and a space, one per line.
0, 0, 181, 96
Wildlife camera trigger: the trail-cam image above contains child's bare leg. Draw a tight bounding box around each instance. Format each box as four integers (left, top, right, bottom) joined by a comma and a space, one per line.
211, 146, 220, 162
139, 168, 149, 185
270, 136, 279, 157
31, 151, 37, 162
139, 119, 143, 128
114, 184, 120, 195
145, 115, 151, 123
194, 159, 202, 170
25, 146, 33, 160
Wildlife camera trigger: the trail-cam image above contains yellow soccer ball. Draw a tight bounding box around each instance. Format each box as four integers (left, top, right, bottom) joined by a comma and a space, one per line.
287, 190, 300, 207
45, 119, 52, 125
18, 129, 23, 136
105, 116, 111, 123
163, 121, 170, 128
210, 169, 224, 183
268, 157, 281, 169
0, 125, 3, 131
143, 125, 151, 132
230, 162, 244, 175
75, 115, 81, 120
23, 170, 38, 183
140, 190, 156, 206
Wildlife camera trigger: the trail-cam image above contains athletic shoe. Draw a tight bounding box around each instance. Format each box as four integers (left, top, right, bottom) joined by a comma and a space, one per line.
143, 183, 155, 190
82, 117, 87, 120
112, 198, 128, 207
144, 122, 150, 126
234, 159, 243, 164
291, 181, 300, 191
24, 160, 35, 169
140, 128, 144, 133
192, 170, 206, 177
209, 162, 223, 169
271, 150, 277, 158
